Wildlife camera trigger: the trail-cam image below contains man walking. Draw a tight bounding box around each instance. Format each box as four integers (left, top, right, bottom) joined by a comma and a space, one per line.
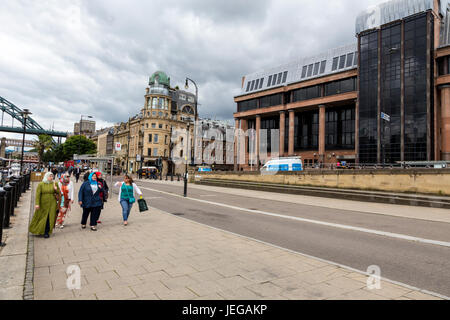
74, 166, 81, 183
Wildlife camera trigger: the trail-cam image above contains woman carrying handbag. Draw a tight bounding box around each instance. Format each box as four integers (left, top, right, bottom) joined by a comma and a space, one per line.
114, 175, 143, 226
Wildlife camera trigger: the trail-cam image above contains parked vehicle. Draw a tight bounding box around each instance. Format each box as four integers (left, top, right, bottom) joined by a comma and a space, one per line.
262, 157, 303, 172
198, 166, 212, 172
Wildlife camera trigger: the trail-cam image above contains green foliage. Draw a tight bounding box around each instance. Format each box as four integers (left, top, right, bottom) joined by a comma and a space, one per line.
62, 135, 97, 158
32, 134, 54, 167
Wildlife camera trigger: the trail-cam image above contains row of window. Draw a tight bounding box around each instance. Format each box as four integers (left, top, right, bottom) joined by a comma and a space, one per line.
178, 94, 195, 103
145, 111, 172, 119
245, 71, 288, 92
237, 93, 283, 112
147, 147, 168, 157
301, 60, 327, 79
148, 133, 169, 144
147, 97, 170, 110
331, 52, 358, 72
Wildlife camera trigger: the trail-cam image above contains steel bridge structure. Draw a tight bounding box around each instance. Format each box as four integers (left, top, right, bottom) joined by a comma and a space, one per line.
0, 95, 68, 138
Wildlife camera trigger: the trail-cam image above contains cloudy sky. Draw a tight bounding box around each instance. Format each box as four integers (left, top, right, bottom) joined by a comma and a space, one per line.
0, 0, 384, 140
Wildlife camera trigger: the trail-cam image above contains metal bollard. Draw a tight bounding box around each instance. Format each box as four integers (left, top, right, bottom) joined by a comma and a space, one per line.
0, 189, 6, 246
3, 185, 13, 228
9, 180, 17, 210
21, 175, 26, 193
13, 177, 20, 204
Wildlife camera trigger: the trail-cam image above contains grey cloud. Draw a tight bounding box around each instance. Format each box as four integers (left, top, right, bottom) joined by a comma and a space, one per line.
1, 0, 384, 137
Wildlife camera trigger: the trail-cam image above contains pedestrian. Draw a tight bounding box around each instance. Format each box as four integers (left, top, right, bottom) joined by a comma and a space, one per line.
29, 172, 60, 239
78, 172, 103, 231
55, 173, 74, 229
95, 171, 109, 224
74, 166, 81, 183
114, 175, 142, 226
138, 168, 143, 179
52, 167, 58, 177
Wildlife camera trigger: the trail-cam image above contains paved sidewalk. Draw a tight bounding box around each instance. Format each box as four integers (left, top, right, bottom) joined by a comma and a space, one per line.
0, 186, 32, 300
32, 180, 443, 300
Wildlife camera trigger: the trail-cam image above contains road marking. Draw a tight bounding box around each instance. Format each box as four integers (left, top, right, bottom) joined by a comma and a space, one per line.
140, 186, 450, 248
155, 206, 449, 300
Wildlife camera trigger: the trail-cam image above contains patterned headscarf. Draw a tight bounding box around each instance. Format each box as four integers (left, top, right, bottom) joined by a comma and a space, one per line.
95, 172, 102, 180
60, 173, 70, 186
42, 172, 54, 184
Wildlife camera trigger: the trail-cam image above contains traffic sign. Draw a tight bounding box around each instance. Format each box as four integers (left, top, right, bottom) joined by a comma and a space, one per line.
381, 112, 390, 122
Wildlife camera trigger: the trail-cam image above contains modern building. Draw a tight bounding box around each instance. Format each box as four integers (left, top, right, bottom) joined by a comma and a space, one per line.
234, 0, 450, 170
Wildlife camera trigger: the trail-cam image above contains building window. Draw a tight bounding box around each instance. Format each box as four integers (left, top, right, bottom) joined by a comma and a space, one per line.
277, 72, 282, 84
152, 111, 156, 116
187, 96, 194, 103
346, 53, 354, 68
338, 55, 346, 69
325, 106, 355, 150
154, 134, 159, 143
324, 77, 357, 96
282, 71, 288, 83
152, 97, 158, 108
237, 99, 258, 112
301, 66, 307, 78
151, 123, 156, 128
158, 98, 164, 109
259, 93, 282, 108
320, 60, 326, 74
159, 124, 163, 129
165, 135, 168, 144
153, 148, 158, 156
260, 116, 280, 153
292, 85, 321, 102
148, 148, 151, 156
179, 94, 186, 100
146, 123, 148, 128
313, 62, 320, 76
158, 112, 163, 117
271, 74, 277, 86
307, 64, 313, 77
294, 110, 319, 150
250, 80, 255, 91
259, 77, 264, 88
148, 134, 152, 143
332, 57, 339, 71
246, 82, 251, 92
255, 78, 260, 89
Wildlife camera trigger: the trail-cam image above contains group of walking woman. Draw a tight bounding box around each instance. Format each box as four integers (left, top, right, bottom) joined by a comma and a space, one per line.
29, 171, 143, 238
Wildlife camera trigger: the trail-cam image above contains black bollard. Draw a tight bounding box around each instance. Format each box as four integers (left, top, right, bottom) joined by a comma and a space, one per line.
26, 173, 30, 190
9, 180, 17, 210
3, 185, 13, 228
12, 177, 20, 205
177, 174, 180, 181
0, 189, 6, 246
21, 175, 26, 193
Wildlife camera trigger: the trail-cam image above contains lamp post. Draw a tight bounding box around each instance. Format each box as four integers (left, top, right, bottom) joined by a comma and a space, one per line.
20, 109, 32, 175
185, 77, 198, 166
184, 122, 190, 197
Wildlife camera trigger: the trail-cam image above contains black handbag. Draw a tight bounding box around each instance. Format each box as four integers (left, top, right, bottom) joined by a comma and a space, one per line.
138, 198, 148, 212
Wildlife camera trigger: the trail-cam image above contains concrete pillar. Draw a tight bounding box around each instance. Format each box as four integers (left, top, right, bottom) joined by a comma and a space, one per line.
0, 137, 6, 158
441, 86, 450, 160
288, 110, 295, 156
319, 105, 326, 163
241, 119, 249, 167
256, 115, 261, 169
279, 111, 285, 157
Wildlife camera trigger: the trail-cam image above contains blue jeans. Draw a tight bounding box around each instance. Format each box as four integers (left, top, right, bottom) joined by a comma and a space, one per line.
120, 199, 133, 221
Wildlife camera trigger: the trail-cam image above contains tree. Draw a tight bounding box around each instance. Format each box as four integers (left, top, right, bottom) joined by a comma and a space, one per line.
63, 135, 97, 159
32, 134, 54, 168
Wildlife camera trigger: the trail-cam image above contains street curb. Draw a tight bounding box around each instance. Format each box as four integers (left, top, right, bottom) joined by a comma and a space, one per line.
23, 182, 35, 300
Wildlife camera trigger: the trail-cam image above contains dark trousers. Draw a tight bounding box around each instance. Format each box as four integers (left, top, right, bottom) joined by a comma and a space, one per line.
81, 207, 101, 226
75, 174, 80, 183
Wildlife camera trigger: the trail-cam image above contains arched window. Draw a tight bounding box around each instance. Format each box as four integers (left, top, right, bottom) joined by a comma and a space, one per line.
152, 97, 158, 108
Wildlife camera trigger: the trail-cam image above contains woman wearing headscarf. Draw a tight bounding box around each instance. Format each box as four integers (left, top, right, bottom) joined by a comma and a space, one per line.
29, 172, 60, 238
56, 173, 74, 229
114, 175, 143, 226
95, 172, 109, 224
78, 172, 103, 231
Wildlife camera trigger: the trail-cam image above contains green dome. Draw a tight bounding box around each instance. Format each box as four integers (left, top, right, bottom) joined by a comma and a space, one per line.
149, 71, 170, 87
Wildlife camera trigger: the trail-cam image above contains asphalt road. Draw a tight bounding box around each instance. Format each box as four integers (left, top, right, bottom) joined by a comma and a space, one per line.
134, 180, 450, 297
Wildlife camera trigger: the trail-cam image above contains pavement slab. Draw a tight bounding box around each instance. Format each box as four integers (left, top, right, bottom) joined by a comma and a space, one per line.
29, 180, 445, 300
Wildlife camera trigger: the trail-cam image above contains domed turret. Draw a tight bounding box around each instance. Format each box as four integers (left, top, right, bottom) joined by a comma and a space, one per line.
149, 71, 170, 87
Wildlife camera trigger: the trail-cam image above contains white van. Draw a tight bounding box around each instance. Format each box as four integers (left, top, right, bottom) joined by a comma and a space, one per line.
262, 157, 303, 172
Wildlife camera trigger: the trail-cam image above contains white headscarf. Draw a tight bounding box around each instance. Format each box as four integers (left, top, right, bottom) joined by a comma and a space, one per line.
42, 172, 54, 184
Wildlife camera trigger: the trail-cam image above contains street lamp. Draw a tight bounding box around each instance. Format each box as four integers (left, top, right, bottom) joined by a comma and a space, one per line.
184, 122, 190, 197
185, 77, 198, 165
20, 109, 32, 174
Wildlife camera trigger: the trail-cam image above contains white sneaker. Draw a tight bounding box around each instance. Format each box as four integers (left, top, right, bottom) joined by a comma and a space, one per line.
60, 225, 64, 229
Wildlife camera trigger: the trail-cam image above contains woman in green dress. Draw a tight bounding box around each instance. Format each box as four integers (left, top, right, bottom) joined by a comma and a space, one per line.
29, 172, 60, 238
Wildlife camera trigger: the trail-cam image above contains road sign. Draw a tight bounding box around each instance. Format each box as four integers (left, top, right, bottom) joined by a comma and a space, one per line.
115, 143, 122, 151
381, 112, 390, 122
